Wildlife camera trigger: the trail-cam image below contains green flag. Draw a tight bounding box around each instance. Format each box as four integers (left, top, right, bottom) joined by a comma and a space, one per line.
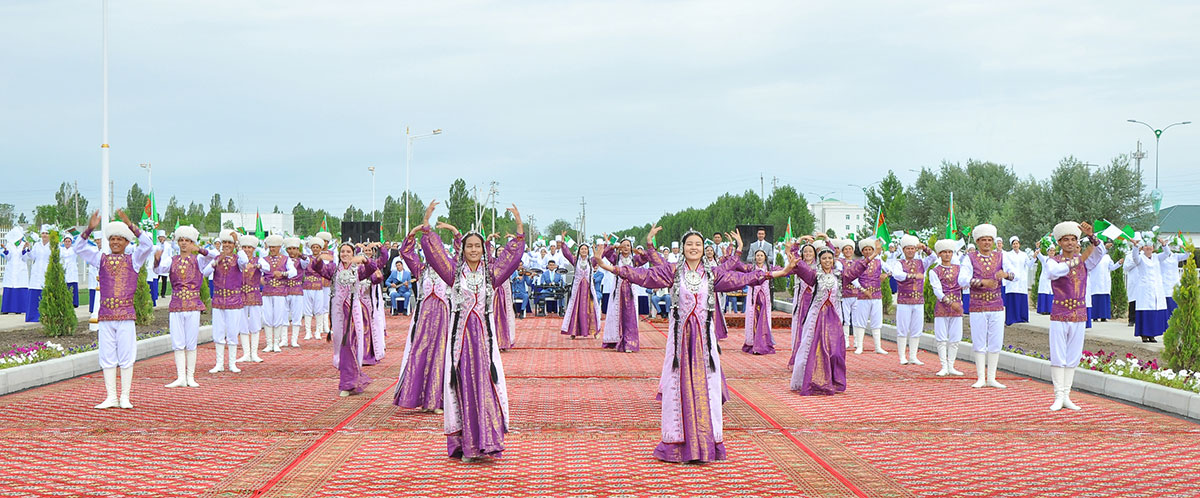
379, 222, 386, 243
874, 210, 891, 245
945, 192, 958, 240
254, 212, 265, 240
785, 216, 793, 241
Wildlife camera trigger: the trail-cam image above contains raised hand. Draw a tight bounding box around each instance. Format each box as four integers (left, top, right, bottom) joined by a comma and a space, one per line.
507, 204, 523, 233
1080, 221, 1094, 237
646, 225, 662, 245
436, 221, 457, 233
116, 209, 132, 227
422, 200, 440, 226
730, 230, 744, 250
87, 210, 101, 231
408, 225, 423, 238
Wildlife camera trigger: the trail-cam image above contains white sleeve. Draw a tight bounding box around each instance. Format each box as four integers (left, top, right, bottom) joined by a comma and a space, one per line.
929, 268, 945, 299
74, 236, 101, 268
1044, 257, 1072, 280
131, 231, 156, 269
154, 245, 174, 275
236, 251, 250, 270
258, 257, 271, 273
285, 258, 297, 278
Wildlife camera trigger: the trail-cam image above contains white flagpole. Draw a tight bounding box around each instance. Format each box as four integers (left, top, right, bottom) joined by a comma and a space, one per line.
92, 0, 110, 332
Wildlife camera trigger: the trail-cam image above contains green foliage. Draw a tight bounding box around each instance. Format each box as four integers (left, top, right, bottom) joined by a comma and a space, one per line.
1164, 247, 1200, 371
200, 274, 211, 313
612, 186, 816, 246
39, 231, 77, 337
1031, 257, 1042, 301
865, 170, 908, 228
134, 265, 153, 326
923, 234, 938, 322
125, 183, 148, 221
445, 179, 474, 233
0, 203, 14, 226
881, 271, 894, 315
291, 203, 341, 237
1110, 244, 1128, 318
205, 194, 224, 232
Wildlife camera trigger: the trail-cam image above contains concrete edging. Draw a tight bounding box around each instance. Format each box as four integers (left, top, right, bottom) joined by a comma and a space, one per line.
0, 325, 213, 396
772, 298, 1200, 420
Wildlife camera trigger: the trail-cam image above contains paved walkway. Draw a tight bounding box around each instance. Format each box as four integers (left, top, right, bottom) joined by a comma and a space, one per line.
0, 314, 1197, 497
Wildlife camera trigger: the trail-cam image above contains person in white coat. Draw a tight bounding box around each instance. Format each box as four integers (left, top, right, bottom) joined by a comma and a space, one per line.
1126, 237, 1171, 342
60, 236, 80, 308
1034, 242, 1057, 315
1086, 241, 1123, 322
23, 225, 54, 322
1159, 240, 1190, 320
1002, 236, 1035, 326
1, 238, 30, 315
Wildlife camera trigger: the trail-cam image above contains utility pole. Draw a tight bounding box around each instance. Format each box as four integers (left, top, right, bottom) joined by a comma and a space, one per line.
528, 214, 537, 249
488, 181, 499, 235
73, 180, 79, 226
1132, 140, 1146, 179
579, 196, 587, 242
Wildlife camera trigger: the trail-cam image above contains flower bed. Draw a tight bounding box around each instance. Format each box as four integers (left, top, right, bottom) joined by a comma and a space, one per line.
0, 329, 168, 370
1001, 344, 1200, 394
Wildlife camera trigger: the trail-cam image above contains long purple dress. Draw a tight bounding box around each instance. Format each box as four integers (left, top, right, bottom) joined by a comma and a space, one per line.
789, 259, 866, 395
393, 235, 452, 411
420, 228, 525, 460
617, 259, 770, 463
601, 247, 652, 352
741, 262, 782, 355
559, 245, 602, 338
311, 256, 378, 395
787, 246, 816, 368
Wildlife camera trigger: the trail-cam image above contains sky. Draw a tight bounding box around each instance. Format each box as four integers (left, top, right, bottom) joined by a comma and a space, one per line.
2, 0, 1198, 234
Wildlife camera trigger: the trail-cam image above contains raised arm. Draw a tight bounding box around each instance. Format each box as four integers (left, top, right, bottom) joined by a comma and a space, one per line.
791, 259, 818, 286
559, 243, 576, 267
418, 225, 457, 285
400, 233, 425, 276
131, 229, 156, 269
842, 258, 868, 286
490, 234, 528, 285
612, 262, 676, 289
356, 256, 379, 281
73, 234, 101, 268
714, 264, 772, 292
154, 244, 174, 275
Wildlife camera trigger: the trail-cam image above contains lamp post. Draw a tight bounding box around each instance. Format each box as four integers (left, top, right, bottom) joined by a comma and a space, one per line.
367, 166, 376, 222
1126, 119, 1191, 190
139, 162, 151, 193
404, 128, 443, 234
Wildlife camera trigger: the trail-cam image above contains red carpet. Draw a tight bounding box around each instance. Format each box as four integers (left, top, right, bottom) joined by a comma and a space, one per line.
1, 314, 1198, 497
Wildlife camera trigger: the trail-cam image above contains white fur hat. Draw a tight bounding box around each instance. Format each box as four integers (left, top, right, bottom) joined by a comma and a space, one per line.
316, 231, 332, 242
934, 239, 958, 254
836, 239, 853, 250
1053, 221, 1082, 241
1009, 235, 1020, 244
900, 234, 920, 249
306, 236, 324, 248
174, 225, 200, 243
218, 229, 236, 243
858, 237, 876, 250
239, 235, 259, 248
283, 236, 302, 249
103, 221, 135, 242
973, 224, 997, 242
265, 234, 284, 247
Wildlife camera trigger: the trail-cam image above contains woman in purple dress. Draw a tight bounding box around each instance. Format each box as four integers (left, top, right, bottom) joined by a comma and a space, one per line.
361, 244, 389, 366
310, 242, 380, 397
742, 249, 783, 355
599, 237, 653, 352
414, 200, 526, 462
558, 235, 602, 339
393, 224, 453, 413
598, 227, 793, 463
789, 243, 868, 396
786, 239, 819, 369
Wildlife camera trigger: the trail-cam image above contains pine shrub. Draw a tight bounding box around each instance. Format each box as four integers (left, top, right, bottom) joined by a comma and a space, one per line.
1164, 247, 1199, 371
200, 274, 211, 313
135, 265, 153, 326
923, 234, 938, 323
1109, 244, 1128, 319
39, 231, 78, 337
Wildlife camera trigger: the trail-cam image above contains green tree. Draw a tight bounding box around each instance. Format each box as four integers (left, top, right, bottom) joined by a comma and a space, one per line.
1110, 244, 1128, 319
923, 234, 939, 322
865, 170, 908, 229
54, 182, 88, 228
0, 203, 14, 226
134, 266, 153, 326
205, 194, 223, 232
200, 274, 211, 314
161, 196, 185, 230
544, 219, 576, 243
906, 160, 1018, 234
34, 205, 60, 226
186, 202, 207, 229
39, 230, 77, 337
445, 179, 474, 233
125, 183, 148, 220
1164, 248, 1199, 371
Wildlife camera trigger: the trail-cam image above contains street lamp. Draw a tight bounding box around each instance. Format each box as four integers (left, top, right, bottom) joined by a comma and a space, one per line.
806, 191, 834, 202
139, 162, 152, 193
367, 166, 376, 222
849, 182, 881, 231
1127, 119, 1191, 190
404, 128, 443, 234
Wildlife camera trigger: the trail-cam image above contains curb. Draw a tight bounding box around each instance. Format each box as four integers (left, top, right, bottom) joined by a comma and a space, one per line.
0, 325, 214, 396
773, 299, 1200, 421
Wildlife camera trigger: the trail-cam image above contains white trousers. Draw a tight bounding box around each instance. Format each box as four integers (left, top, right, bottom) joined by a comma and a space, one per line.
1049, 320, 1086, 368
853, 298, 883, 329
98, 320, 137, 369
933, 316, 963, 343
969, 310, 1004, 353
262, 296, 288, 327
286, 294, 305, 323
841, 297, 857, 329
896, 304, 924, 338
212, 308, 246, 344
303, 289, 322, 316
244, 305, 263, 333
168, 311, 200, 351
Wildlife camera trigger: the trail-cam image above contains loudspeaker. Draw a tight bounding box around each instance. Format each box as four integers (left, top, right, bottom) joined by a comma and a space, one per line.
341, 221, 381, 243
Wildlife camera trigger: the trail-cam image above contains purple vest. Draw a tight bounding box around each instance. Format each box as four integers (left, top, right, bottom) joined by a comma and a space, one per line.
98, 254, 138, 322
896, 257, 926, 305
303, 256, 325, 290
933, 264, 963, 317
858, 259, 883, 300
211, 254, 244, 309
1050, 255, 1088, 322
967, 251, 1004, 312
262, 255, 289, 296
242, 261, 263, 307
838, 257, 858, 297
168, 253, 205, 312
287, 258, 304, 296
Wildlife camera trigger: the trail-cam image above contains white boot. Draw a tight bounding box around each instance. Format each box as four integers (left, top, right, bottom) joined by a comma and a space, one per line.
897, 336, 909, 365
291, 325, 300, 348
844, 327, 851, 349
908, 335, 923, 365
320, 313, 329, 334
971, 352, 986, 388
228, 343, 241, 373
118, 366, 134, 409
94, 368, 119, 409
935, 341, 949, 376
185, 350, 199, 387
236, 334, 252, 363
165, 350, 187, 388
250, 331, 263, 362
1049, 366, 1065, 411
304, 315, 313, 339
872, 329, 888, 354
262, 327, 275, 353
209, 343, 225, 373
853, 327, 865, 354
947, 343, 964, 376
279, 325, 290, 349
1062, 367, 1081, 410
986, 352, 1006, 388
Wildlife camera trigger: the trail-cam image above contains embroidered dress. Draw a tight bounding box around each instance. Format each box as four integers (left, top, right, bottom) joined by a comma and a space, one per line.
393, 234, 453, 411
789, 259, 867, 395
310, 257, 378, 394
559, 245, 603, 338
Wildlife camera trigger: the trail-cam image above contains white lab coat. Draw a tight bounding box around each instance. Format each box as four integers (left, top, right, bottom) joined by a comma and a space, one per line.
1086, 254, 1122, 296
60, 244, 79, 284
1160, 251, 1190, 298
2, 245, 29, 288
1002, 249, 1035, 294
23, 241, 51, 290
1127, 248, 1171, 311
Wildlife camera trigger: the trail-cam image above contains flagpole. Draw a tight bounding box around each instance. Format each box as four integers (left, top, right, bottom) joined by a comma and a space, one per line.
94, 0, 109, 332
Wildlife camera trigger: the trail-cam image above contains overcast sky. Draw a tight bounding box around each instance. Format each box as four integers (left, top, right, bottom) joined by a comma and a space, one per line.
2, 0, 1198, 233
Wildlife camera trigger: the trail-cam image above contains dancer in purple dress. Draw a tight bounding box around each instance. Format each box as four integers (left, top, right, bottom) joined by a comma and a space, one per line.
558, 235, 602, 339
741, 249, 783, 355
786, 239, 819, 369
310, 242, 380, 397
789, 243, 868, 396
599, 236, 653, 352
598, 226, 793, 463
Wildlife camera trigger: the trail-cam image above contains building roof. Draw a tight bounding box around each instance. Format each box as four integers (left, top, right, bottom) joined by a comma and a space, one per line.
1157, 205, 1200, 233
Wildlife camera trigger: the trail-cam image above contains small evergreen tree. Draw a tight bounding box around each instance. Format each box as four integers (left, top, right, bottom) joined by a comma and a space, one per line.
1031, 261, 1042, 307
1164, 247, 1199, 371
1109, 244, 1128, 319
200, 274, 211, 314
881, 269, 894, 315
135, 265, 153, 326
39, 231, 78, 337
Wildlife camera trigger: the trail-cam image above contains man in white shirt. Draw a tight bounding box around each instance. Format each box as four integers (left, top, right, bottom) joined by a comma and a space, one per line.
745, 228, 774, 264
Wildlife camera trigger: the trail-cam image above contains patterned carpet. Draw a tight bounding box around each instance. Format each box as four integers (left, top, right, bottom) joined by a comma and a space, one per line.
1, 312, 1198, 497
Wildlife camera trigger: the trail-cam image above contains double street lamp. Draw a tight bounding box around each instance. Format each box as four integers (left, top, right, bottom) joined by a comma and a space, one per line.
1126, 119, 1191, 190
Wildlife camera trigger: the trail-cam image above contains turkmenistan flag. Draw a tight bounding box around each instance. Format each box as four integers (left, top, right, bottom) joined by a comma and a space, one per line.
945, 192, 958, 240
565, 235, 576, 248
785, 216, 793, 241
142, 192, 159, 227
174, 220, 180, 232
254, 212, 265, 239
874, 211, 891, 245
321, 215, 328, 231
1094, 219, 1135, 242
379, 222, 386, 243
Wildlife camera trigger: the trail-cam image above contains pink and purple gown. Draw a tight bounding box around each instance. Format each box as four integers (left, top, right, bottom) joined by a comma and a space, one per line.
361, 253, 388, 366
788, 259, 867, 396
617, 259, 770, 463
311, 257, 379, 395
600, 247, 653, 352
559, 245, 602, 338
393, 235, 452, 411
787, 247, 816, 368
740, 262, 782, 355
420, 228, 525, 460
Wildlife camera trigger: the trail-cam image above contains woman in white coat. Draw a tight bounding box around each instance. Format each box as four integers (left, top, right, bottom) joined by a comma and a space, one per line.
1126, 238, 1172, 343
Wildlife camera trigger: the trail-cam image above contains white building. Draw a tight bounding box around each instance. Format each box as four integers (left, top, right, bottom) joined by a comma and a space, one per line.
809, 199, 866, 237
219, 212, 295, 236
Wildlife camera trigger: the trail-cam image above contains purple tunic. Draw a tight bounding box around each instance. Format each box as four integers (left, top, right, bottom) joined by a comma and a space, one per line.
210, 254, 244, 310
242, 259, 264, 307
311, 257, 378, 394
856, 259, 883, 300
789, 259, 867, 396
559, 245, 602, 338
394, 234, 452, 411
967, 251, 1005, 313
262, 254, 289, 297
98, 254, 139, 321
600, 246, 652, 352
895, 257, 927, 305
933, 265, 964, 317
168, 253, 205, 312
1050, 255, 1090, 323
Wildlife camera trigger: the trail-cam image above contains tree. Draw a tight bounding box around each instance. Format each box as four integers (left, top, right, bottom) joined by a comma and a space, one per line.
54, 182, 88, 228
226, 198, 237, 213
905, 160, 1018, 234
39, 230, 77, 337
222, 220, 235, 230
161, 196, 185, 230
342, 205, 365, 222
273, 205, 281, 214
205, 194, 223, 232
186, 202, 207, 230
865, 170, 908, 229
1164, 249, 1199, 371
0, 203, 14, 226
445, 179, 474, 233
200, 273, 211, 314
1110, 244, 1128, 319
34, 205, 60, 226
544, 219, 576, 243
125, 183, 148, 220
134, 266, 153, 326
17, 212, 29, 225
